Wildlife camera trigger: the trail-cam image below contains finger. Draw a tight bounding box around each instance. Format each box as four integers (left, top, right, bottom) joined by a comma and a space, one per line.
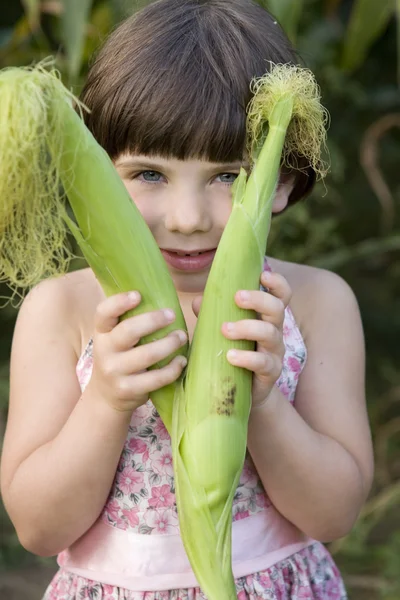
234, 289, 285, 328
111, 308, 176, 351
226, 349, 282, 379
119, 355, 187, 398
95, 291, 142, 334
222, 319, 282, 349
117, 330, 187, 373
260, 271, 292, 307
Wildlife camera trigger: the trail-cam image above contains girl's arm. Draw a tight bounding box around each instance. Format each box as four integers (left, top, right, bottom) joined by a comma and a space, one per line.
247, 266, 374, 542
0, 277, 130, 556
0, 274, 186, 557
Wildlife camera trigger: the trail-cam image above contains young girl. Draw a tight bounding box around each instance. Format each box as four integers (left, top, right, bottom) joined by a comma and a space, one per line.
0, 0, 374, 598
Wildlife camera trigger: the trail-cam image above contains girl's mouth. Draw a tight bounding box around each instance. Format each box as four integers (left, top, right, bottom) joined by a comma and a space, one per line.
161, 248, 216, 272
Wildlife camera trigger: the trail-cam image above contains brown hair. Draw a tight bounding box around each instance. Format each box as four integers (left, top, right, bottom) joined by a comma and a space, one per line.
81, 0, 315, 205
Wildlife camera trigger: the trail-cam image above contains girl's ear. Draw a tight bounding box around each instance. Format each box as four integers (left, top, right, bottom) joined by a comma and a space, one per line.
272, 172, 296, 214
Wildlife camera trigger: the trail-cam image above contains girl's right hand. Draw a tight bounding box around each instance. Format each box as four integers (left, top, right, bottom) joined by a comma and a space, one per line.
87, 291, 187, 413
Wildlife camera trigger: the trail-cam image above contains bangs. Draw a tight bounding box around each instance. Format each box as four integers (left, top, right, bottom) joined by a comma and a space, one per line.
80, 0, 299, 163
118, 70, 247, 163
105, 47, 249, 163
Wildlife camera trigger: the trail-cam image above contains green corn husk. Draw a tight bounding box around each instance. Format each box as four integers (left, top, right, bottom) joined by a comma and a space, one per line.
172, 64, 328, 599
0, 61, 188, 433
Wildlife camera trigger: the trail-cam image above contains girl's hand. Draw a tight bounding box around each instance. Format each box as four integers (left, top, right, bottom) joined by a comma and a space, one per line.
222, 271, 291, 408
88, 292, 187, 413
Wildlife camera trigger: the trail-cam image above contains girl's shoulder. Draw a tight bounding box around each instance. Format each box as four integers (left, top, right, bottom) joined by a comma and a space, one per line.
267, 257, 360, 341
18, 267, 103, 361
267, 256, 348, 293
63, 267, 104, 358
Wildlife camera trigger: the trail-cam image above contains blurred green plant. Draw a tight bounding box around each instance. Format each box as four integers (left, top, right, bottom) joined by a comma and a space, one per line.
340, 0, 397, 76
0, 1, 399, 598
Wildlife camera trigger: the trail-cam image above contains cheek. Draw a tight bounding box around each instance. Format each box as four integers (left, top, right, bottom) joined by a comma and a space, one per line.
122, 181, 159, 228
221, 203, 232, 227
213, 190, 234, 229
133, 198, 153, 223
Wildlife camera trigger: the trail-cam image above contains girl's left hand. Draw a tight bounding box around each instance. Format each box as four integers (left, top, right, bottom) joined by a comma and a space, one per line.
222, 270, 292, 408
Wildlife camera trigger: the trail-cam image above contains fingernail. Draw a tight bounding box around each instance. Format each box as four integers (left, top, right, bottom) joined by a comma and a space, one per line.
227, 349, 238, 361
239, 291, 250, 301
178, 355, 187, 367
225, 322, 234, 332
128, 291, 140, 302
177, 330, 187, 343
164, 309, 175, 322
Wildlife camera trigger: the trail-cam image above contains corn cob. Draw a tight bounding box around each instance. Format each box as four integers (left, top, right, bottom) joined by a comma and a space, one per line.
172, 65, 328, 599
0, 62, 187, 432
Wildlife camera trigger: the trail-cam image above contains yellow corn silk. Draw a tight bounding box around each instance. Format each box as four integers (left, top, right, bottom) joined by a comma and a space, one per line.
0, 62, 188, 432
172, 67, 328, 599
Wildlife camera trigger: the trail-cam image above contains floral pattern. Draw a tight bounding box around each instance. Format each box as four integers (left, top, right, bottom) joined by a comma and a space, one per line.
43, 261, 347, 598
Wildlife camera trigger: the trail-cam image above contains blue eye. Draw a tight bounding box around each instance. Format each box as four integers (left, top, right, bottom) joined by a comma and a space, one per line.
139, 170, 163, 182
217, 173, 238, 184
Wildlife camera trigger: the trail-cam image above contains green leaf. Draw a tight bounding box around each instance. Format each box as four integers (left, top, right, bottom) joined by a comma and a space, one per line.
21, 0, 40, 29
264, 0, 304, 41
109, 0, 133, 20
61, 0, 93, 80
109, 0, 152, 21
341, 0, 395, 72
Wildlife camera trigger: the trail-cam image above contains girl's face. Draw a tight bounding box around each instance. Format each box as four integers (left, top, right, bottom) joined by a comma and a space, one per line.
115, 155, 293, 295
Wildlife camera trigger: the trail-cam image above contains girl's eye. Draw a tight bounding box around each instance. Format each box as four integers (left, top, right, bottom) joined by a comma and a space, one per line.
137, 170, 164, 183
216, 173, 238, 184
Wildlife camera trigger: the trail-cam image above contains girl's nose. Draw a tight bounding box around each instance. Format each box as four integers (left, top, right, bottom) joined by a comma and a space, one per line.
164, 190, 213, 234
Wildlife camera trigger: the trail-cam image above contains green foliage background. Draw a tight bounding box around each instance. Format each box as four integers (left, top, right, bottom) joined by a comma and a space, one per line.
0, 0, 399, 598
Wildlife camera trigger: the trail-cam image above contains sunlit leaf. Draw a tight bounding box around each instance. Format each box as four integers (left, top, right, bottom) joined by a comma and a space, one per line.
21, 0, 40, 29
109, 0, 152, 21
341, 0, 395, 72
82, 3, 114, 66
61, 0, 93, 80
263, 0, 304, 41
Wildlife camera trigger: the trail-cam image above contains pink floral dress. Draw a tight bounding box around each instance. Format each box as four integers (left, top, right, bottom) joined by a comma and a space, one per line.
43, 271, 347, 600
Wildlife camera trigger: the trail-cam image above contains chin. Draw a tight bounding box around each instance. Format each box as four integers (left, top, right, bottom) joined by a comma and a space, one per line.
172, 271, 208, 294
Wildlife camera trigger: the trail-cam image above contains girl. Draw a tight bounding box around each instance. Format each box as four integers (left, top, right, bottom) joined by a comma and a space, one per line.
0, 0, 373, 598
